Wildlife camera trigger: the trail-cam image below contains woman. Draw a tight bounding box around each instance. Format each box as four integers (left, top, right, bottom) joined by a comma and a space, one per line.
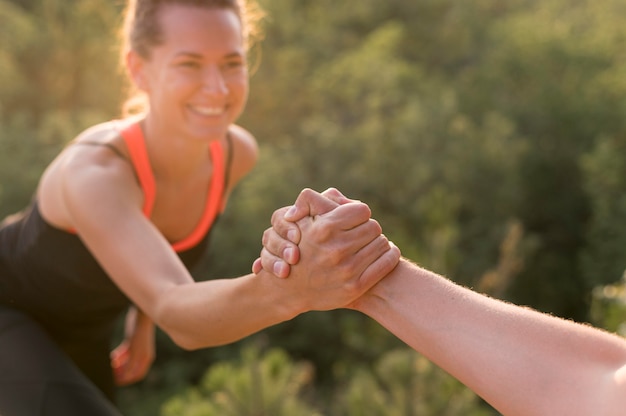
0, 1, 400, 413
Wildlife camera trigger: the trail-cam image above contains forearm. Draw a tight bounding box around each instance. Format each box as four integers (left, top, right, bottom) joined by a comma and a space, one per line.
153, 272, 298, 350
354, 258, 626, 416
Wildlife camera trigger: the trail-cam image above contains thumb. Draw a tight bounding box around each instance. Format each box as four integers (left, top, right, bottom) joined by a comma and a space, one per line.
321, 187, 355, 205
284, 188, 340, 221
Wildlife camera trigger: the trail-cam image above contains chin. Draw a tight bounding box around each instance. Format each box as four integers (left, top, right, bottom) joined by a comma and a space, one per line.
188, 126, 229, 142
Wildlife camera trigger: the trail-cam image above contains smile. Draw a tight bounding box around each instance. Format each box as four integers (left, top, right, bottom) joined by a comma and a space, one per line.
190, 105, 224, 116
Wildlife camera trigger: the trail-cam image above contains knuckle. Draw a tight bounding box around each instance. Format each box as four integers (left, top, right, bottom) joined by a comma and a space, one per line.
343, 277, 363, 298
353, 201, 372, 217
270, 209, 281, 226
261, 228, 271, 245
316, 222, 334, 241
369, 218, 382, 234
329, 242, 352, 265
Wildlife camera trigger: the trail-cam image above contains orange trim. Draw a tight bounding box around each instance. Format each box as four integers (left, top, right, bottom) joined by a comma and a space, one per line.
119, 122, 225, 252
120, 123, 156, 218
171, 140, 224, 252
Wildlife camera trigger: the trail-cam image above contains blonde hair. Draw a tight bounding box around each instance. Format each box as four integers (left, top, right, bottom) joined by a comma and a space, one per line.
119, 0, 265, 116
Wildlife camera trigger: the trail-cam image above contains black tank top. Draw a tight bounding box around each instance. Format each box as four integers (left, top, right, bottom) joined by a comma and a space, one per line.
0, 122, 232, 343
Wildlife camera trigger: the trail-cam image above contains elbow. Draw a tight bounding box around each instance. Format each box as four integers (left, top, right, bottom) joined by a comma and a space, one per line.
168, 330, 203, 351
157, 318, 205, 351
152, 297, 204, 351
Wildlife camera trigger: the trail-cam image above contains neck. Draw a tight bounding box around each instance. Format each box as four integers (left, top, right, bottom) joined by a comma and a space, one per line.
141, 116, 216, 181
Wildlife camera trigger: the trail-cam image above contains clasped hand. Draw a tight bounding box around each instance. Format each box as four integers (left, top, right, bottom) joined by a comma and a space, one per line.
253, 188, 400, 311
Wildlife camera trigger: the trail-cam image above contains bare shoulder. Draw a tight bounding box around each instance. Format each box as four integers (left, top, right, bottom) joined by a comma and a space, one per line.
38, 121, 141, 230
226, 124, 259, 188
228, 124, 258, 164
73, 120, 129, 150
63, 135, 139, 208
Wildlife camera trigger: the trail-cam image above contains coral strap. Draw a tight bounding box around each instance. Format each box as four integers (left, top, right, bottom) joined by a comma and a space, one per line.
119, 123, 224, 252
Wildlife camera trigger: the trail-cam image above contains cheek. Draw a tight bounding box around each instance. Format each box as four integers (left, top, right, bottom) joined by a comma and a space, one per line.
230, 75, 249, 100
227, 82, 248, 122
234, 81, 249, 117
150, 77, 196, 108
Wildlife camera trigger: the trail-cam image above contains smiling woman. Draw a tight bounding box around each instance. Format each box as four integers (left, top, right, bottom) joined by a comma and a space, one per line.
0, 0, 401, 414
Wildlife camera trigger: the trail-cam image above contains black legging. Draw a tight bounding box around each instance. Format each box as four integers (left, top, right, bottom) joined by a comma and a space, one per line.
0, 306, 122, 416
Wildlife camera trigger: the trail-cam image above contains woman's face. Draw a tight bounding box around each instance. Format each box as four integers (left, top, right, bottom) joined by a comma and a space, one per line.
135, 5, 249, 141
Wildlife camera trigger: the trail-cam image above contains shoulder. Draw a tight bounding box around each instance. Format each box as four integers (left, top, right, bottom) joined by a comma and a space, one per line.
73, 119, 134, 152
63, 121, 133, 182
228, 124, 258, 163
225, 124, 259, 188
38, 121, 142, 229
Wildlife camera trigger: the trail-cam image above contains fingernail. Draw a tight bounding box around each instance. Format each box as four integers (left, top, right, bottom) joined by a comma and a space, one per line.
273, 261, 285, 277
284, 247, 294, 263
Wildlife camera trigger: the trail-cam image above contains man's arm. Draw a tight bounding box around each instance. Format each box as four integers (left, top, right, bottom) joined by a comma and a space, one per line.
355, 258, 626, 416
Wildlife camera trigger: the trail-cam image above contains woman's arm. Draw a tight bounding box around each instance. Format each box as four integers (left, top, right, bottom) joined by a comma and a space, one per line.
261, 189, 626, 416
54, 143, 398, 349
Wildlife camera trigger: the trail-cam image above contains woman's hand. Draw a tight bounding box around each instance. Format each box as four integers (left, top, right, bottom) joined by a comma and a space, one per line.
252, 188, 356, 277
110, 306, 156, 386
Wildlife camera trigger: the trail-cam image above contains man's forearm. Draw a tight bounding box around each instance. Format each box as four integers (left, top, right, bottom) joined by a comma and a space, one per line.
353, 258, 626, 416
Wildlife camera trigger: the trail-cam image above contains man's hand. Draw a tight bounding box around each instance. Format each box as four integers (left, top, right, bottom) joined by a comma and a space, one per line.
253, 188, 400, 311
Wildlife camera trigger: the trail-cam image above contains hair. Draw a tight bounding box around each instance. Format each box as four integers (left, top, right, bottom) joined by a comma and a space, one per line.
119, 0, 265, 115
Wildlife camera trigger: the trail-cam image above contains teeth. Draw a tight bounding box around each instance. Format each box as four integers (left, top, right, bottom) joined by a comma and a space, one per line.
192, 105, 223, 116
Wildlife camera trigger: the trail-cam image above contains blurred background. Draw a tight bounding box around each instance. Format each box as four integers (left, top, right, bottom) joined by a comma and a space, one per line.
2, 0, 626, 414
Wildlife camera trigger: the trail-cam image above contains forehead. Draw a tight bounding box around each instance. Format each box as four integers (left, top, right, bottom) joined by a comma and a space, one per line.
157, 5, 244, 55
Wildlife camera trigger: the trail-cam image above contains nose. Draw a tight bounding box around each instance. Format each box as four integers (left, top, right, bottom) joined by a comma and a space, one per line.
202, 65, 228, 96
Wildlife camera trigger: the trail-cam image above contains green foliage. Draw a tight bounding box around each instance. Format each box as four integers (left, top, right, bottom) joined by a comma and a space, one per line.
161, 345, 321, 416
591, 277, 626, 334
158, 346, 497, 416
0, 0, 124, 216
334, 350, 495, 416
581, 134, 626, 288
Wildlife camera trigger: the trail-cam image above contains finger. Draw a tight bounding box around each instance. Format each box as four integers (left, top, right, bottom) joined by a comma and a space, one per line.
314, 202, 375, 233
285, 188, 340, 221
254, 252, 290, 278
110, 344, 129, 366
354, 241, 402, 296
341, 219, 384, 252
126, 361, 147, 383
113, 363, 130, 385
323, 237, 400, 310
252, 257, 262, 274
321, 188, 355, 205
259, 247, 291, 278
315, 219, 383, 265
262, 227, 300, 264
271, 208, 301, 244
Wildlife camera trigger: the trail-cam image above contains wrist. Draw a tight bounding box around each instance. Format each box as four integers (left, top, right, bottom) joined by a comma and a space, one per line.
350, 258, 412, 314
254, 270, 305, 321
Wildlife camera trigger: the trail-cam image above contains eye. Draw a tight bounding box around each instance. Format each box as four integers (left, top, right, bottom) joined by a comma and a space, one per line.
223, 57, 246, 71
179, 60, 201, 69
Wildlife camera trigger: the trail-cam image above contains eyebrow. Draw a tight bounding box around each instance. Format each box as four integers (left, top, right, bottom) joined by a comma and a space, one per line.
174, 51, 244, 59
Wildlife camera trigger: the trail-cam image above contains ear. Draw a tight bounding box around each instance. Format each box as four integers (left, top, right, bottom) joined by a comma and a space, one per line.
126, 50, 149, 92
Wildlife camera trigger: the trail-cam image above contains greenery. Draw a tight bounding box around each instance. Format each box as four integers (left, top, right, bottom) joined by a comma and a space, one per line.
2, 0, 626, 414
